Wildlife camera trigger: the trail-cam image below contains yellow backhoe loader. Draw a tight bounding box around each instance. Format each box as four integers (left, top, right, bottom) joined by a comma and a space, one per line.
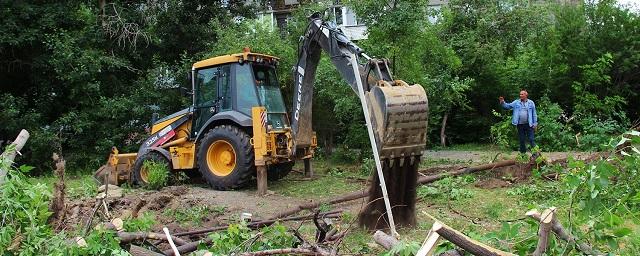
95, 13, 429, 220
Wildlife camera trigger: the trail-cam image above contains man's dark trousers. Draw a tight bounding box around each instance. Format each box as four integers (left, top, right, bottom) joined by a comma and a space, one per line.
517, 123, 535, 153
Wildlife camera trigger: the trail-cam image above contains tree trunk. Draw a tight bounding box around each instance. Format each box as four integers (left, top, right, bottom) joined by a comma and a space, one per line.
48, 153, 66, 227
0, 129, 30, 184
440, 112, 449, 147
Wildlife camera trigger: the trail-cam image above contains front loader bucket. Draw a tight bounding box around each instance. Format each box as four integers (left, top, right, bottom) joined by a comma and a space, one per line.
94, 147, 137, 185
367, 80, 428, 161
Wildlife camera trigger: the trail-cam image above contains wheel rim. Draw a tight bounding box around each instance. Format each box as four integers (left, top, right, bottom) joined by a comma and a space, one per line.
140, 164, 149, 183
207, 140, 236, 176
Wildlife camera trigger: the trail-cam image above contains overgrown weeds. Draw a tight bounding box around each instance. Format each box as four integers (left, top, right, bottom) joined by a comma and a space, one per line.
143, 160, 168, 190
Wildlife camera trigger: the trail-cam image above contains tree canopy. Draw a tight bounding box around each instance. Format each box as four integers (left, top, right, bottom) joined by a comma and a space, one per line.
1, 0, 639, 171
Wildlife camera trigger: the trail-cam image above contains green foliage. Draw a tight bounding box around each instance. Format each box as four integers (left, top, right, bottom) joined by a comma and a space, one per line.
359, 158, 375, 176
384, 241, 420, 256
0, 152, 126, 255
3, 0, 640, 170
124, 212, 156, 232
491, 95, 623, 152
0, 162, 54, 254
206, 223, 296, 255
476, 131, 640, 254
417, 176, 475, 201
143, 160, 169, 190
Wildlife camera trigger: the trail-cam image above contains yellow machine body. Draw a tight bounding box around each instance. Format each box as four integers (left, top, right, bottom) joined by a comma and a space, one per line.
95, 50, 315, 186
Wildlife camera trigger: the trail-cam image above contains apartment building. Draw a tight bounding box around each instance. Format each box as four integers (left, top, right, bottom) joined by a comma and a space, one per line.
253, 0, 450, 40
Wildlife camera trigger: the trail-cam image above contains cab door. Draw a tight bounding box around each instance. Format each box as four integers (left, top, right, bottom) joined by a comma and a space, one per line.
192, 65, 231, 138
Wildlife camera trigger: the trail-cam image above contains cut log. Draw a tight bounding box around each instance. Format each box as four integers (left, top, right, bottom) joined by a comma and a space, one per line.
432, 222, 516, 256
373, 230, 399, 250
532, 208, 554, 256
117, 231, 187, 246
0, 129, 30, 184
239, 248, 317, 255
526, 209, 601, 255
129, 245, 164, 256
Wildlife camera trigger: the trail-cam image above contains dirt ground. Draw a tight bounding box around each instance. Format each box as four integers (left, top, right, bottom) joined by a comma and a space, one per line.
59, 149, 596, 254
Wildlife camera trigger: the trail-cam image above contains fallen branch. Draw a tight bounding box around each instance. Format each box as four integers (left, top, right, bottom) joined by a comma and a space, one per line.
173, 210, 342, 237
163, 238, 211, 256
526, 208, 601, 255
0, 129, 29, 184
238, 248, 318, 255
416, 160, 516, 185
165, 211, 342, 256
163, 227, 181, 256
432, 221, 515, 256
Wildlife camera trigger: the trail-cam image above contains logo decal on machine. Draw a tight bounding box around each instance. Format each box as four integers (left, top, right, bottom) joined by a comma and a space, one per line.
293, 66, 305, 122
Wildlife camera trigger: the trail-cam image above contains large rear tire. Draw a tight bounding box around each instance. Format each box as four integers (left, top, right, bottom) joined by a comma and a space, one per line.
267, 161, 294, 181
132, 151, 172, 186
197, 125, 255, 190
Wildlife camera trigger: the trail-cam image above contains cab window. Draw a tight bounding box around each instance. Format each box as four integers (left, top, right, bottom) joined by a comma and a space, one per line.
195, 67, 217, 107
235, 64, 259, 115
219, 66, 232, 110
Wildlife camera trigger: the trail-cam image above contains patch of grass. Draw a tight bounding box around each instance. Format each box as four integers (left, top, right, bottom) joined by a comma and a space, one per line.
124, 212, 156, 232
28, 173, 98, 199
66, 174, 98, 199
144, 160, 168, 190
483, 201, 504, 219
163, 205, 222, 226
417, 175, 476, 202
339, 228, 379, 255
432, 143, 497, 151
271, 159, 364, 198
419, 158, 472, 169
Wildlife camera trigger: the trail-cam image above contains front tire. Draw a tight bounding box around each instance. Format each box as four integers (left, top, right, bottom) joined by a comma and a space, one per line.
197, 125, 255, 190
132, 151, 172, 186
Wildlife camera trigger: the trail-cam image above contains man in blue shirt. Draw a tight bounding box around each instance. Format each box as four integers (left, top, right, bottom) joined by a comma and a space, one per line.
499, 90, 538, 153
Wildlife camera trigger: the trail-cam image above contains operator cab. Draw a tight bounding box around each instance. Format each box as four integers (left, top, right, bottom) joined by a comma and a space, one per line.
189, 49, 289, 138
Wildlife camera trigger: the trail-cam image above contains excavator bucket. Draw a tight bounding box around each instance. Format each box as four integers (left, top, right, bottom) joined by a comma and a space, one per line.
367, 80, 428, 162
359, 80, 427, 230
94, 147, 137, 185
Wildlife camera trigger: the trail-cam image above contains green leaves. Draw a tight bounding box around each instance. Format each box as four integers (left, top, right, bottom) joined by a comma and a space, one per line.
207, 223, 296, 255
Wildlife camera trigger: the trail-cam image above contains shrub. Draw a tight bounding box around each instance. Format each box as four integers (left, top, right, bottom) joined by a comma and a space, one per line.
143, 160, 169, 190
0, 150, 127, 255
207, 223, 296, 254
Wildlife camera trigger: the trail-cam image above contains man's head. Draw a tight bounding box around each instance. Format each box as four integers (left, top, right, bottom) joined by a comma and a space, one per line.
519, 90, 528, 101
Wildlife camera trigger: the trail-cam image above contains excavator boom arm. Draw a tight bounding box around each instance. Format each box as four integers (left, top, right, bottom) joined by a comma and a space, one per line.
291, 13, 428, 160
